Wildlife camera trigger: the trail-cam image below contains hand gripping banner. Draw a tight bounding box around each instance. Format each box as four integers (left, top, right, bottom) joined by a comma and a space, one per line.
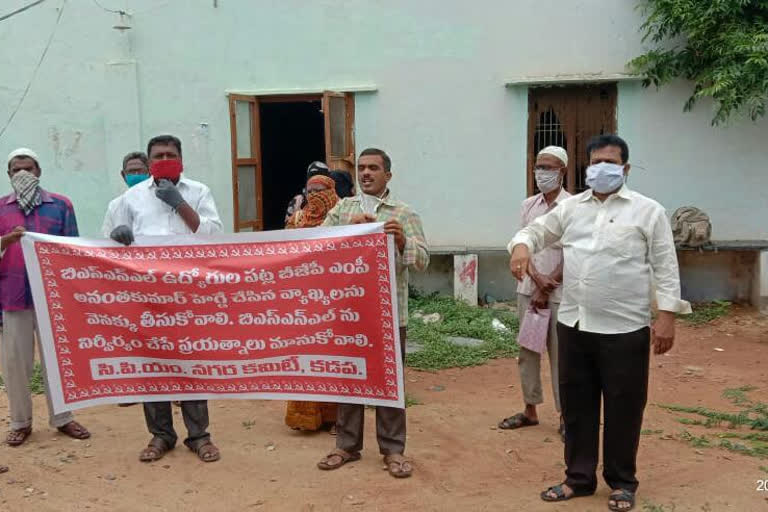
21, 224, 404, 413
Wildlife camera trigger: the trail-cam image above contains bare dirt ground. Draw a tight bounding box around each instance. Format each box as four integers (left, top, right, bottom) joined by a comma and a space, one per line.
0, 308, 767, 511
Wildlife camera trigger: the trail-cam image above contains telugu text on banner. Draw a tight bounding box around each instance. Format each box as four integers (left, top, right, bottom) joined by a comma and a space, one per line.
21, 224, 403, 413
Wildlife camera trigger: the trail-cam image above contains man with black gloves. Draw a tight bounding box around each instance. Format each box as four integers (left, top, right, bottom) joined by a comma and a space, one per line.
104, 135, 223, 463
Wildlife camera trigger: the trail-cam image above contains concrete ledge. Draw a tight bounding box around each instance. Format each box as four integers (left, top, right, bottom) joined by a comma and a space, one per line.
677, 240, 768, 252
430, 245, 508, 255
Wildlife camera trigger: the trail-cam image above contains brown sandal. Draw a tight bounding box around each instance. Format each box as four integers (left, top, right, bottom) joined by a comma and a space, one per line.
57, 421, 91, 440
317, 448, 360, 470
191, 440, 220, 463
384, 454, 413, 478
6, 427, 32, 447
139, 438, 172, 462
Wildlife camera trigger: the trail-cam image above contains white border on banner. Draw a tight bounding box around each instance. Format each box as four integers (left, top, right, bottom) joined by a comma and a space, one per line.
21, 223, 406, 412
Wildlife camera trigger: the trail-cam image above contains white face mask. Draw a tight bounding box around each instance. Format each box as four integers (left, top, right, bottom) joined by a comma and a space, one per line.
585, 162, 625, 194
534, 169, 562, 193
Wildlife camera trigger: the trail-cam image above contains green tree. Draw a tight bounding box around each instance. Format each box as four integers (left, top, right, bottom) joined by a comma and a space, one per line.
629, 0, 768, 125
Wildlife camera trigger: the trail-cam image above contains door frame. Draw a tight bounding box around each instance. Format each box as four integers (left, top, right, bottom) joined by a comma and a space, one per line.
227, 92, 355, 232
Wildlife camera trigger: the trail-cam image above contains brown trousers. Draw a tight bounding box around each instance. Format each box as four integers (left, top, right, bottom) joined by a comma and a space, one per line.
335, 327, 407, 456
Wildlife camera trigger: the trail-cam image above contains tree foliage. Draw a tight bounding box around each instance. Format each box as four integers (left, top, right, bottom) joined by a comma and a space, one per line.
629, 0, 768, 125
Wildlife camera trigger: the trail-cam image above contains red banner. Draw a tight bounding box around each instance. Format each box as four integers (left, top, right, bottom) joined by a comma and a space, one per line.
21, 224, 404, 413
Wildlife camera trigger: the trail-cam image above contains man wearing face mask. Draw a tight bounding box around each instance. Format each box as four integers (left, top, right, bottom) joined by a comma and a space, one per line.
104, 135, 223, 464
498, 146, 570, 441
508, 135, 691, 511
101, 151, 150, 238
0, 148, 91, 446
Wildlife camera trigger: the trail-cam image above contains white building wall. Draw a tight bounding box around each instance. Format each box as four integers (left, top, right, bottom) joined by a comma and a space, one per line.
0, 0, 764, 243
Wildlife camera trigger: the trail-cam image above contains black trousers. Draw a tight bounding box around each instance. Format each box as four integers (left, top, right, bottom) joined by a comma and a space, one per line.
557, 322, 650, 494
143, 400, 210, 450
336, 327, 407, 456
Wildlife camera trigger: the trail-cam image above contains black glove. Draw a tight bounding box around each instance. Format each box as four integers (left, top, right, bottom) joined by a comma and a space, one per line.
110, 225, 134, 246
155, 179, 186, 210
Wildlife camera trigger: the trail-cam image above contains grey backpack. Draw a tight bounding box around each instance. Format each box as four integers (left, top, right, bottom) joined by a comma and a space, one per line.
671, 206, 712, 248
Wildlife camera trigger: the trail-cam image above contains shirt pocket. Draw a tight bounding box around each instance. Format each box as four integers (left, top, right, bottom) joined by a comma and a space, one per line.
606, 225, 645, 259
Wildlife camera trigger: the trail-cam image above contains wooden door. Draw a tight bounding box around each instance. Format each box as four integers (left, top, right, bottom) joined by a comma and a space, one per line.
527, 84, 617, 195
322, 91, 355, 173
228, 94, 263, 232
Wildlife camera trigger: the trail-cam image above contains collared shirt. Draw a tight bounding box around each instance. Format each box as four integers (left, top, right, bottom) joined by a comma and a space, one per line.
0, 189, 79, 311
323, 192, 429, 327
509, 185, 691, 334
105, 177, 222, 237
101, 195, 122, 237
517, 189, 571, 302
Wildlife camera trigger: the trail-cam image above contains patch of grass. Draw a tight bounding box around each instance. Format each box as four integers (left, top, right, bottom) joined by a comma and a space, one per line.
676, 417, 705, 426
406, 293, 519, 370
659, 387, 768, 465
405, 394, 422, 408
723, 386, 758, 406
680, 430, 711, 447
29, 363, 44, 394
682, 300, 731, 325
719, 439, 768, 458
657, 404, 753, 429
642, 501, 676, 512
241, 420, 256, 430
717, 432, 768, 442
641, 429, 663, 435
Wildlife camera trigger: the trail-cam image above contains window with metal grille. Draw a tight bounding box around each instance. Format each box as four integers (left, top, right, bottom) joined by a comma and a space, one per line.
526, 84, 617, 196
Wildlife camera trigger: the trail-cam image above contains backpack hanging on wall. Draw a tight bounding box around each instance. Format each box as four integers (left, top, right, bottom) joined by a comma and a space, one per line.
671, 206, 712, 249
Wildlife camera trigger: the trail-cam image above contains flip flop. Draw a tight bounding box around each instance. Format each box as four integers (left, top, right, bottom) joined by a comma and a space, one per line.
498, 412, 539, 430
608, 489, 636, 511
540, 483, 594, 502
317, 448, 361, 470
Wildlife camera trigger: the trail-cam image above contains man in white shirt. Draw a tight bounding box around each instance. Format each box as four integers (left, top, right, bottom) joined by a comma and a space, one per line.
106, 135, 223, 464
508, 135, 691, 511
498, 146, 570, 442
101, 151, 151, 238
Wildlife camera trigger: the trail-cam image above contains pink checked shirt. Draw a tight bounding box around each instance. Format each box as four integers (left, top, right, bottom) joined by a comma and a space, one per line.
0, 189, 79, 311
516, 189, 570, 302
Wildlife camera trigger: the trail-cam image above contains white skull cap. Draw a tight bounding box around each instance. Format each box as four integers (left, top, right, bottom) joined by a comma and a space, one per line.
7, 148, 40, 167
537, 146, 568, 167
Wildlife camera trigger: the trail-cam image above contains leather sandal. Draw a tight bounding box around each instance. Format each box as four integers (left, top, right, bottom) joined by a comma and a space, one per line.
317, 448, 360, 470
57, 421, 91, 440
139, 438, 173, 462
190, 440, 220, 462
498, 412, 539, 430
6, 427, 32, 447
383, 454, 413, 478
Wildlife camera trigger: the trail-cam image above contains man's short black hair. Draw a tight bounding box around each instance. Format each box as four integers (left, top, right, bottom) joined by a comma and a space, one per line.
122, 151, 149, 170
147, 135, 182, 158
359, 148, 391, 172
586, 134, 629, 164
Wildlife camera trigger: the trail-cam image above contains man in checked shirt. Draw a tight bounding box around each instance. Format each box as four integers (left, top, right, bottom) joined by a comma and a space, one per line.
316, 148, 429, 479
